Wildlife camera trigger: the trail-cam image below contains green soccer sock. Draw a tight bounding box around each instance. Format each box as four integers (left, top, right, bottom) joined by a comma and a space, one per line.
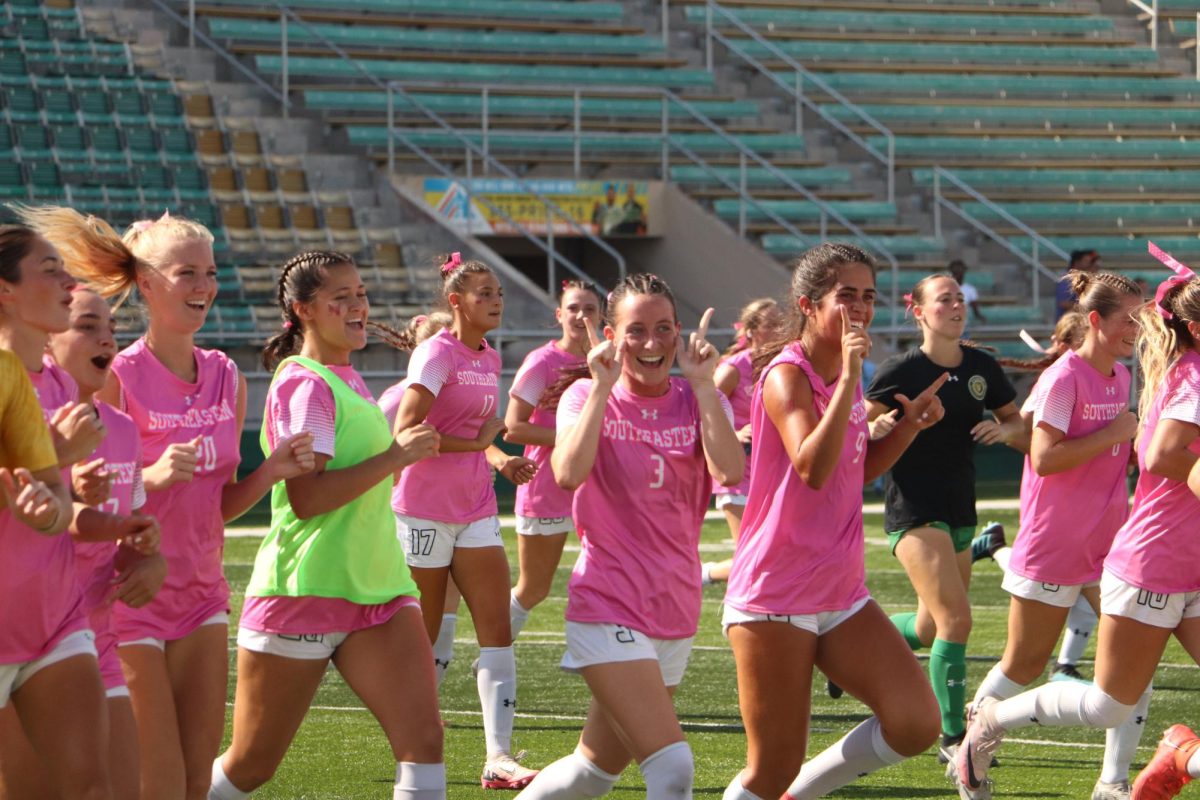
889, 611, 923, 651
930, 638, 968, 739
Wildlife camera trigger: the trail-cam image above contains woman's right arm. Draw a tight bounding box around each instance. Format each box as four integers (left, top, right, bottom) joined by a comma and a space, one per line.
551, 381, 611, 491
503, 395, 556, 448
762, 364, 854, 490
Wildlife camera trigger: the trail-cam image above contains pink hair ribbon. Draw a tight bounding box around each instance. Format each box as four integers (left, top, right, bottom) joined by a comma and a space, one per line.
441, 252, 462, 274
413, 314, 429, 326
1149, 241, 1197, 320
903, 292, 914, 316
130, 209, 172, 233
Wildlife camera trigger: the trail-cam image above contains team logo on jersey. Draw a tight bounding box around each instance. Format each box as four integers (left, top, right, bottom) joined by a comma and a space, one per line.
968, 375, 987, 401
640, 408, 658, 420
1106, 385, 1117, 396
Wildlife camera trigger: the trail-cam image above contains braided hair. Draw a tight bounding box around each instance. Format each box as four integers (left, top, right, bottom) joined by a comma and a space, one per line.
261, 250, 355, 369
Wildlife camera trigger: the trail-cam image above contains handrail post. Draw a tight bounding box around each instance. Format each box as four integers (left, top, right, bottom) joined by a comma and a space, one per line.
547, 209, 555, 292
573, 89, 581, 179
660, 95, 669, 179
738, 151, 746, 237
661, 0, 669, 49
1196, 12, 1199, 80
280, 10, 288, 119
481, 87, 489, 175
465, 147, 473, 233
794, 70, 803, 136
1152, 0, 1159, 50
819, 210, 827, 241
188, 0, 195, 49
386, 81, 394, 176
705, 1, 713, 72
886, 134, 895, 205
932, 169, 942, 240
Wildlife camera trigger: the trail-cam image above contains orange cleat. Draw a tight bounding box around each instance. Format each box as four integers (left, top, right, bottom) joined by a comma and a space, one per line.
1132, 724, 1200, 800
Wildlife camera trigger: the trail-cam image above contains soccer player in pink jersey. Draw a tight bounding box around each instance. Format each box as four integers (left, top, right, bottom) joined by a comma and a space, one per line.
720, 243, 945, 800
701, 297, 781, 586
502, 280, 601, 642
515, 273, 744, 800
390, 253, 540, 790
954, 261, 1200, 800
210, 251, 445, 800
968, 271, 1143, 800
17, 207, 315, 800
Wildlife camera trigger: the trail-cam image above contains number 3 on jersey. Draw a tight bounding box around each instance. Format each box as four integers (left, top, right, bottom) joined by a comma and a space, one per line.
649, 454, 666, 489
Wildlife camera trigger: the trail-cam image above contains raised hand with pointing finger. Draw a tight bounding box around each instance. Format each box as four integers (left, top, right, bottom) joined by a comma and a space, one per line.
839, 305, 871, 382
895, 371, 949, 432
583, 316, 622, 389
677, 307, 719, 386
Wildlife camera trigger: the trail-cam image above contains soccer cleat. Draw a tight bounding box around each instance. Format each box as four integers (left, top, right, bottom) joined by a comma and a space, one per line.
938, 733, 964, 766
1092, 780, 1131, 800
827, 677, 844, 700
970, 522, 1007, 564
1131, 724, 1200, 800
481, 751, 539, 790
1050, 662, 1091, 684
956, 697, 1004, 798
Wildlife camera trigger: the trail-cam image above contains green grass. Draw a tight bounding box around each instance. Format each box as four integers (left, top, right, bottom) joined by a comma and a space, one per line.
220, 508, 1200, 798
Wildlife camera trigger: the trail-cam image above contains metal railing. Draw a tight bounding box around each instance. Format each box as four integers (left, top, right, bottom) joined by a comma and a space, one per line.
690, 0, 896, 205
931, 167, 1066, 311
1127, 0, 1160, 50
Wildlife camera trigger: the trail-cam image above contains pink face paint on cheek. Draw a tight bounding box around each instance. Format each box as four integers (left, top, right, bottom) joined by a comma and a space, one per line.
326, 302, 344, 317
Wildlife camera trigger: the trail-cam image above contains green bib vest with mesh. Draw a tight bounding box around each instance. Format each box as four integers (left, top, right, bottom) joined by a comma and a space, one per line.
246, 356, 418, 604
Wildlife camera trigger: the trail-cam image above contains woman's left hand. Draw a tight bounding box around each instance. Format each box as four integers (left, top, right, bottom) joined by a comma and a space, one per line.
499, 456, 538, 486
677, 308, 718, 386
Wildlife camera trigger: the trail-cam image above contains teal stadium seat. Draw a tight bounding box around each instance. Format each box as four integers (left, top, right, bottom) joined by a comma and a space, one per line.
681, 6, 1112, 35
199, 0, 625, 21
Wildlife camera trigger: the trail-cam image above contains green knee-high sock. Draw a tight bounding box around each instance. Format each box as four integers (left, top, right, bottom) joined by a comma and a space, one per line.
889, 611, 923, 651
930, 639, 968, 739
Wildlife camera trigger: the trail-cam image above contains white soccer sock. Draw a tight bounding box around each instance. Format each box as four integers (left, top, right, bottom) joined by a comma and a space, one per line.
477, 645, 517, 757
721, 775, 763, 800
1100, 685, 1152, 784
993, 546, 1012, 573
785, 716, 903, 800
972, 663, 1026, 707
433, 613, 457, 688
1187, 749, 1200, 779
514, 750, 619, 799
394, 762, 446, 800
639, 742, 693, 800
209, 758, 249, 800
510, 592, 532, 640
1057, 599, 1097, 666
993, 682, 1134, 732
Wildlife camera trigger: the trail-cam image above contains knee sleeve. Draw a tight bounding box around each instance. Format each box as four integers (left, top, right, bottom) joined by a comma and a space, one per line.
640, 742, 693, 800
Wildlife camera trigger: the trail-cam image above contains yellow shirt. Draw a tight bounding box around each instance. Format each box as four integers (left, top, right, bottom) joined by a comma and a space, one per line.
0, 349, 57, 474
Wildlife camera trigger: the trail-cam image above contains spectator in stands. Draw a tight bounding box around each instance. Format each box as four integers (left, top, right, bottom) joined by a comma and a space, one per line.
591, 184, 625, 236
948, 260, 986, 325
1056, 249, 1100, 319
613, 183, 647, 236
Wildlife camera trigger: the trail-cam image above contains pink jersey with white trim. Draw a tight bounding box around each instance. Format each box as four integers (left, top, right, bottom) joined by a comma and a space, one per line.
0, 360, 87, 664
241, 361, 412, 635
713, 348, 754, 497
392, 329, 502, 524
1106, 351, 1200, 594
1009, 351, 1130, 585
110, 339, 240, 641
557, 377, 730, 639
511, 340, 582, 519
725, 342, 871, 616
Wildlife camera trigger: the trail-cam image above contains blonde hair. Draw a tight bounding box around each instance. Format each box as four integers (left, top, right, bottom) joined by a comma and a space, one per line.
724, 297, 779, 357
1137, 277, 1200, 420
11, 205, 212, 307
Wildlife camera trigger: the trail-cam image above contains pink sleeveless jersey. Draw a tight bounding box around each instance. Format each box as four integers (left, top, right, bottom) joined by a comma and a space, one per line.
725, 342, 871, 616
557, 377, 730, 639
713, 348, 754, 498
1105, 351, 1200, 594
1009, 351, 1130, 585
0, 359, 87, 664
392, 329, 502, 524
511, 340, 582, 520
110, 339, 240, 641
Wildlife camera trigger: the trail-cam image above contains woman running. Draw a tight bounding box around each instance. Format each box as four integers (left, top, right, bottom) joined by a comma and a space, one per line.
516, 273, 742, 799
389, 253, 539, 790
502, 280, 602, 638
866, 272, 1024, 762
18, 207, 314, 800
720, 243, 944, 800
701, 297, 781, 586
954, 247, 1200, 800
210, 250, 445, 799
969, 271, 1143, 800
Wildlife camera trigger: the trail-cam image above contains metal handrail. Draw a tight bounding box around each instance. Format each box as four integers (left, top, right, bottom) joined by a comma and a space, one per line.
931, 166, 1067, 310
695, 0, 896, 205
1127, 0, 1160, 50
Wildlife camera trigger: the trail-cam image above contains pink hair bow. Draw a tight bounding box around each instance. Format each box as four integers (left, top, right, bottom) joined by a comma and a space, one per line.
903, 292, 914, 316
413, 314, 429, 326
131, 209, 171, 233
441, 252, 462, 274
1149, 241, 1197, 320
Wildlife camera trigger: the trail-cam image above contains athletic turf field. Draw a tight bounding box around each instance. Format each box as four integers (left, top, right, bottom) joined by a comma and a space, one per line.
220, 507, 1200, 798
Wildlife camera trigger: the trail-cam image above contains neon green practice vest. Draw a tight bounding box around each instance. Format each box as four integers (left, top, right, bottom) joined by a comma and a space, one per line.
246, 356, 417, 604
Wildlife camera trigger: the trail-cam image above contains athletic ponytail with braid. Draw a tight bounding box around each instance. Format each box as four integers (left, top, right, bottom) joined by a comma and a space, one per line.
261, 250, 355, 370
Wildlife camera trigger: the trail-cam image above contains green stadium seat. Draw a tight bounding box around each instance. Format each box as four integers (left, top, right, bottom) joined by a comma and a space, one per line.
670, 165, 852, 188
712, 199, 897, 223
682, 6, 1113, 35
111, 91, 144, 116
761, 233, 946, 259
0, 162, 26, 199
912, 168, 1200, 193
737, 40, 1156, 66
14, 123, 50, 156
824, 103, 1200, 129
345, 126, 799, 154
50, 124, 87, 160
40, 89, 77, 123
870, 135, 1200, 160
963, 201, 1200, 225
89, 126, 125, 159
200, 0, 625, 22
159, 128, 193, 154
814, 72, 1200, 100
172, 164, 207, 191
3, 87, 39, 123
137, 164, 171, 190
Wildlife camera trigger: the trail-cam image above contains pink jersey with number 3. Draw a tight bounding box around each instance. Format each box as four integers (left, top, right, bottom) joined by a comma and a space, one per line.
1009, 351, 1130, 585
110, 339, 241, 641
511, 340, 582, 520
557, 377, 730, 639
1106, 351, 1200, 594
392, 329, 502, 524
0, 360, 86, 664
726, 342, 871, 616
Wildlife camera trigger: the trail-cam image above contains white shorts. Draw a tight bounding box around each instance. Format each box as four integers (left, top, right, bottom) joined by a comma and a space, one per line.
715, 494, 748, 510
561, 621, 693, 687
722, 595, 872, 637
1100, 570, 1200, 630
1002, 572, 1099, 609
0, 629, 98, 707
515, 514, 574, 536
237, 627, 349, 660
397, 514, 502, 568
118, 611, 229, 651
106, 686, 131, 700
